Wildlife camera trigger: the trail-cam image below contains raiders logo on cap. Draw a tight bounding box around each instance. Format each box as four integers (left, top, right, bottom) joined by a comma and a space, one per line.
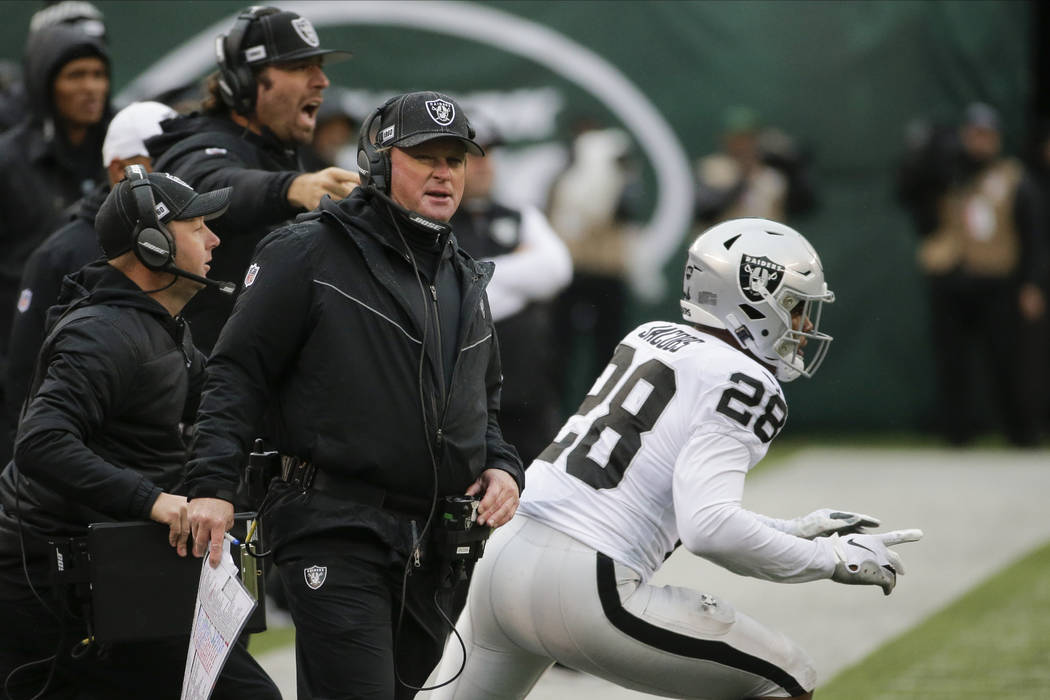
426, 99, 455, 126
291, 17, 320, 48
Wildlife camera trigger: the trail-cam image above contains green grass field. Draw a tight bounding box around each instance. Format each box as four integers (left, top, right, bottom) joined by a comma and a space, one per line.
820, 541, 1050, 698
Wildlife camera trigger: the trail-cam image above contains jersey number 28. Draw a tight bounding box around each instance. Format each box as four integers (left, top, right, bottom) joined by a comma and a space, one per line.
537, 344, 676, 489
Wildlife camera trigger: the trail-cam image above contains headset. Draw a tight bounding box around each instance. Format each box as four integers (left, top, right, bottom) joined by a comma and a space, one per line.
125, 165, 176, 271
216, 5, 280, 116
122, 165, 235, 294
356, 97, 401, 194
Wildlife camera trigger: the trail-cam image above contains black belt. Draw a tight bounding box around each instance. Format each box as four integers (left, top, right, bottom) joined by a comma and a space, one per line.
287, 460, 433, 519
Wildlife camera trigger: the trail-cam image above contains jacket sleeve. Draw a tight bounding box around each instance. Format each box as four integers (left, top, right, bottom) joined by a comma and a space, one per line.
482, 308, 525, 493
164, 145, 302, 241
185, 228, 315, 502
14, 317, 162, 520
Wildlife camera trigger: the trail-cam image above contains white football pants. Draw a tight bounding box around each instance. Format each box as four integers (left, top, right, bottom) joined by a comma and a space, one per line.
429, 515, 816, 699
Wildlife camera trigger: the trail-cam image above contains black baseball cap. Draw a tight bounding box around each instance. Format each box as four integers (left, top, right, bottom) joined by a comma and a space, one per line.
237, 9, 351, 68
376, 91, 484, 156
95, 171, 231, 259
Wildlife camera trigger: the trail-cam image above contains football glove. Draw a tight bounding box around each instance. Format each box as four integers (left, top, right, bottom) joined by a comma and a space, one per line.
791, 508, 881, 539
829, 529, 923, 596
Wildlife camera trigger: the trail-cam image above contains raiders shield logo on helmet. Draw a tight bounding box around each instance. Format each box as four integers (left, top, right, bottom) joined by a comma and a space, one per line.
304, 564, 327, 590
291, 17, 320, 47
739, 254, 785, 302
425, 99, 455, 126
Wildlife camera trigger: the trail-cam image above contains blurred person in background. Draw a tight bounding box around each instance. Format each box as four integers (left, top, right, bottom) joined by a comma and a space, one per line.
908, 102, 1046, 446
547, 125, 643, 413
432, 218, 922, 700
4, 101, 177, 455
694, 105, 817, 227
147, 5, 357, 354
451, 121, 572, 466
0, 1, 107, 133
0, 20, 111, 465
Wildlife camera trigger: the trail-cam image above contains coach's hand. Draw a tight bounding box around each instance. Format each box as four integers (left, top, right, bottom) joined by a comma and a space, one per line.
467, 469, 519, 528
287, 167, 359, 210
791, 508, 881, 539
151, 492, 189, 557
188, 497, 236, 567
828, 529, 924, 595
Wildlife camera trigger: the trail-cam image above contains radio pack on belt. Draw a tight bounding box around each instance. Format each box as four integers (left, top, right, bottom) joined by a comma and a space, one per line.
431, 495, 490, 587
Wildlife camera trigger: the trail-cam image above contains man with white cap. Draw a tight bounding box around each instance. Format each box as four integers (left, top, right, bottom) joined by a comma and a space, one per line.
3, 101, 177, 449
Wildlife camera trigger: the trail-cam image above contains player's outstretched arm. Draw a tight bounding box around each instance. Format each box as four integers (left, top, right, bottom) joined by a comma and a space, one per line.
826, 529, 923, 595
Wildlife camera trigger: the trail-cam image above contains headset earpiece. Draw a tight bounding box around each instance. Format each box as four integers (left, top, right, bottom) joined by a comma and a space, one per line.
125, 165, 175, 271
216, 6, 279, 116
357, 97, 399, 195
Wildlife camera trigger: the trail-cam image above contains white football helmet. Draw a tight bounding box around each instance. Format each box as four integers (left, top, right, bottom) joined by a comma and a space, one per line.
680, 218, 834, 381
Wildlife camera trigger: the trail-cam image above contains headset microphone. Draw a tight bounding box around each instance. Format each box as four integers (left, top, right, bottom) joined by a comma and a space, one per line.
163, 263, 236, 295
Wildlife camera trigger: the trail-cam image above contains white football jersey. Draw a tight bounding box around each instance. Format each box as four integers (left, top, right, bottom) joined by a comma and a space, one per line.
520, 321, 819, 581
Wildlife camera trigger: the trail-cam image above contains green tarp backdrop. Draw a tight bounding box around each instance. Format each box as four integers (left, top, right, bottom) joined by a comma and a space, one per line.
0, 1, 1033, 434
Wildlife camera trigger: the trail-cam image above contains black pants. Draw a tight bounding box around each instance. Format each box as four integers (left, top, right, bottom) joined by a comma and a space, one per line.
926, 273, 1042, 445
0, 590, 279, 700
276, 532, 463, 700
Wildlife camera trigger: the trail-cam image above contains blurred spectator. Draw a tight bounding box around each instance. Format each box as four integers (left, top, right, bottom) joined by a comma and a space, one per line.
0, 2, 107, 133
546, 126, 642, 411
451, 123, 572, 465
0, 22, 111, 464
694, 105, 817, 225
1026, 120, 1050, 433
4, 102, 176, 455
299, 86, 358, 171
905, 102, 1046, 446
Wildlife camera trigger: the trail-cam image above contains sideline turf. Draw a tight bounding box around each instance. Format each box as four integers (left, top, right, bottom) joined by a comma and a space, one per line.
819, 541, 1050, 698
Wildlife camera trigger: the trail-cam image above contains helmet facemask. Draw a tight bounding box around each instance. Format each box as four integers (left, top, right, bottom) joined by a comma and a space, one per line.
755, 283, 834, 381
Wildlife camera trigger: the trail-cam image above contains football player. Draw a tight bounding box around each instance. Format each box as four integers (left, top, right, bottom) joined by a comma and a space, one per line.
431, 218, 922, 699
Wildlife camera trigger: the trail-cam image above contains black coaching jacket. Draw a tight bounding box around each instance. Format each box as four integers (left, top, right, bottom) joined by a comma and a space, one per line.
185, 188, 524, 555
0, 261, 205, 551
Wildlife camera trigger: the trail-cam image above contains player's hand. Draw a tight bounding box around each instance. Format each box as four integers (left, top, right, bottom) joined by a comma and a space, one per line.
287, 167, 360, 210
466, 469, 519, 528
188, 497, 235, 567
150, 492, 189, 557
828, 529, 923, 595
792, 508, 881, 539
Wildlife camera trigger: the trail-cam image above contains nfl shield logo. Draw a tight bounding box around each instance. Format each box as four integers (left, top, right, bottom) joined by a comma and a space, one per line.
304, 565, 327, 590
291, 17, 320, 47
16, 288, 32, 313
425, 99, 455, 126
738, 254, 785, 302
244, 263, 260, 287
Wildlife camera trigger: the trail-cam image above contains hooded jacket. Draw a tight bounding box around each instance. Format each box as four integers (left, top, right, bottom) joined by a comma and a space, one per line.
0, 25, 111, 430
147, 112, 304, 353
0, 261, 205, 552
185, 188, 524, 555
